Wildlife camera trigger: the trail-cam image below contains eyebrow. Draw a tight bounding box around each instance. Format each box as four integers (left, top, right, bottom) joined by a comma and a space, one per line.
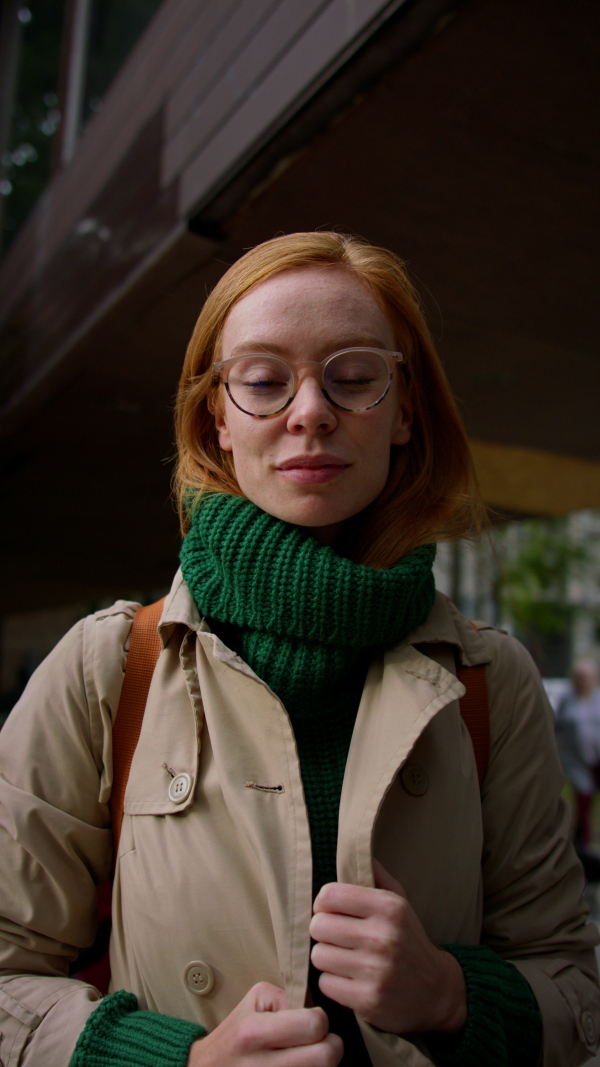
227, 337, 389, 358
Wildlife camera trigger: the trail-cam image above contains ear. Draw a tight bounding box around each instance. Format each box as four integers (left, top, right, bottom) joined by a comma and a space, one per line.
213, 406, 233, 452
391, 397, 413, 447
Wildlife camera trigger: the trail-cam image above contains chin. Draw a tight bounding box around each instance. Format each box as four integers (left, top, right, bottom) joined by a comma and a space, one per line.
251, 487, 378, 532
274, 505, 357, 544
269, 499, 344, 526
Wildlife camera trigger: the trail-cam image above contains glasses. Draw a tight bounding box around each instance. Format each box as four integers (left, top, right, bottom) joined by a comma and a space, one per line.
212, 348, 405, 418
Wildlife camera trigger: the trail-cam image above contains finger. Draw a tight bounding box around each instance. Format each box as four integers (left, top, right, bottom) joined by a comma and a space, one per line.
270, 1031, 344, 1067
313, 1031, 344, 1067
311, 941, 358, 980
324, 1030, 345, 1067
309, 910, 363, 949
313, 881, 381, 918
372, 858, 406, 897
253, 1006, 330, 1050
249, 981, 288, 1014
317, 971, 360, 1011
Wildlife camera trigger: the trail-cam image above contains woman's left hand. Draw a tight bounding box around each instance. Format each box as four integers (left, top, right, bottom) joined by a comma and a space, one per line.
309, 859, 467, 1036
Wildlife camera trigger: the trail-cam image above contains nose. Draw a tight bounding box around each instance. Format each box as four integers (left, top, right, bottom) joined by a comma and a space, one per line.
285, 370, 337, 435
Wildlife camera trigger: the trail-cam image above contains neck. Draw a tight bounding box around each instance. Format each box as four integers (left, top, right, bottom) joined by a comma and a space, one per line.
305, 520, 341, 546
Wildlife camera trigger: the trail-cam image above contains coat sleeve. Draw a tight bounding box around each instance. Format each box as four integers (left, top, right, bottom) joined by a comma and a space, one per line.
0, 603, 137, 1066
479, 628, 600, 1067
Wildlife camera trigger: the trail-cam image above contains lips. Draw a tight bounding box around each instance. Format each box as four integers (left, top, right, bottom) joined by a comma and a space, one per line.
276, 455, 350, 485
277, 455, 349, 470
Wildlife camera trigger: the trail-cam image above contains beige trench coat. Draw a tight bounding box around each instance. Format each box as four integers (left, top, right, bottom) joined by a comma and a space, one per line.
1, 571, 599, 1067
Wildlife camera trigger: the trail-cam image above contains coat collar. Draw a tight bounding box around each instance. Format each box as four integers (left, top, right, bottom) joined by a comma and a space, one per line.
406, 591, 494, 667
157, 568, 203, 647
158, 571, 495, 667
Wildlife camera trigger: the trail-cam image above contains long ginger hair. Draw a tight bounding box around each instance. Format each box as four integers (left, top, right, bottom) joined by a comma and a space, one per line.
175, 232, 486, 568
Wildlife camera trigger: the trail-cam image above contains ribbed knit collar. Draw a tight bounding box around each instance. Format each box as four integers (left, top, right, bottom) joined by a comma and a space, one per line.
180, 493, 436, 663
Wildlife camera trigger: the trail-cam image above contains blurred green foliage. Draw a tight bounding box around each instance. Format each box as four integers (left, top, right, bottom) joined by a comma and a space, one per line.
494, 518, 597, 638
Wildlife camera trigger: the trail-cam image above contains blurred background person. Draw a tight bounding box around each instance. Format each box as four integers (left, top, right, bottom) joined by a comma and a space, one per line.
556, 661, 600, 849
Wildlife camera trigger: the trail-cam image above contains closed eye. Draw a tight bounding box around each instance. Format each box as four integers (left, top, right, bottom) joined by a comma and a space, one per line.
331, 375, 377, 386
242, 378, 286, 391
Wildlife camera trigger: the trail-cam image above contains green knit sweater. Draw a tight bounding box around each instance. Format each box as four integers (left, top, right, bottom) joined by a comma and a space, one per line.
70, 992, 205, 1067
180, 492, 437, 896
71, 494, 542, 1067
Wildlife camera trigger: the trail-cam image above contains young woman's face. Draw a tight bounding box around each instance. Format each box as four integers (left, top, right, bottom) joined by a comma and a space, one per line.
214, 266, 412, 543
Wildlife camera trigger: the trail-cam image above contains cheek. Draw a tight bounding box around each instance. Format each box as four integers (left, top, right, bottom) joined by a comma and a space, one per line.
369, 445, 394, 492
225, 417, 278, 472
355, 417, 398, 497
360, 413, 396, 464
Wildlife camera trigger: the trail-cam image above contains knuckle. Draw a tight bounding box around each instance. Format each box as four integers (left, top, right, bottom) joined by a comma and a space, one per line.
324, 1033, 344, 1066
358, 981, 384, 1023
252, 980, 275, 997
364, 921, 393, 955
307, 1006, 328, 1041
309, 913, 324, 939
311, 941, 326, 968
363, 991, 379, 1019
250, 980, 287, 1014
307, 913, 326, 938
317, 971, 335, 1000
382, 893, 405, 924
363, 927, 383, 953
235, 1014, 264, 1053
371, 910, 404, 949
315, 882, 335, 908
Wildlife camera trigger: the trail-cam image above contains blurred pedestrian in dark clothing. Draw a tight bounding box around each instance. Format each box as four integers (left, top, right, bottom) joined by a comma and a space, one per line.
556, 661, 600, 847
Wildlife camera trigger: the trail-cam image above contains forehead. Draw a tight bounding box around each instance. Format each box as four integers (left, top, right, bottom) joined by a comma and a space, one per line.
221, 266, 395, 352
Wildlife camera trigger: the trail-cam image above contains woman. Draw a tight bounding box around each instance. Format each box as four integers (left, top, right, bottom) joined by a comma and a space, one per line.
0, 232, 598, 1067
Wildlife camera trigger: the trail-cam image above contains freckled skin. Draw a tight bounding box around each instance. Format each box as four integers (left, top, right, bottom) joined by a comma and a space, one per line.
214, 267, 412, 544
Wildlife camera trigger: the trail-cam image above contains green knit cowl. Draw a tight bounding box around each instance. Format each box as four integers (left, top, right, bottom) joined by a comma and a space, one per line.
180, 492, 436, 894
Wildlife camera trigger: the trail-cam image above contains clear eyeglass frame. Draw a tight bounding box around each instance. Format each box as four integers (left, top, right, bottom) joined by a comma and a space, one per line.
212, 347, 405, 418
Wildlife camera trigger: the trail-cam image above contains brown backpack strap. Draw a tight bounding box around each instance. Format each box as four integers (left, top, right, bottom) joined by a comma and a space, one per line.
457, 662, 490, 789
110, 598, 165, 854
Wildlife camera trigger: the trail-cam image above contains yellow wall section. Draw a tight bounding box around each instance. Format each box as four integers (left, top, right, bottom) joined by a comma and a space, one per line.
470, 440, 600, 517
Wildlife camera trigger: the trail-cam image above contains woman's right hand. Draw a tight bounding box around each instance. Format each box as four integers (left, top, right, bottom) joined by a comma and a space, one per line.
187, 982, 343, 1066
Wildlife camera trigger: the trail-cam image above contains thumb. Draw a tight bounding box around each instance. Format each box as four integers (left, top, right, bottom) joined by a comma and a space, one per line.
251, 981, 289, 1014
373, 858, 407, 897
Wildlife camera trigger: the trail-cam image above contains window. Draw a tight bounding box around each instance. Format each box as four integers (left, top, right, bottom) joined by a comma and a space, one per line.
0, 2, 64, 253
0, 0, 164, 256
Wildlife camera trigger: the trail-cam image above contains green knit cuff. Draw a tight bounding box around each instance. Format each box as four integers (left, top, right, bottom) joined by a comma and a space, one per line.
70, 990, 207, 1067
424, 945, 542, 1067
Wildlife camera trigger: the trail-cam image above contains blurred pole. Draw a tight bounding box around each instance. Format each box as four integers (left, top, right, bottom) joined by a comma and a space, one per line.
60, 0, 91, 164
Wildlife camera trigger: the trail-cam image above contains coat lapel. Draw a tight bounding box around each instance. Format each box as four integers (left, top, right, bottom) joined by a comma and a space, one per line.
194, 632, 313, 1009
337, 644, 465, 888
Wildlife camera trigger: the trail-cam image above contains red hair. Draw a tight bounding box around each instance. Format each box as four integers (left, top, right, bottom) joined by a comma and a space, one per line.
175, 232, 486, 567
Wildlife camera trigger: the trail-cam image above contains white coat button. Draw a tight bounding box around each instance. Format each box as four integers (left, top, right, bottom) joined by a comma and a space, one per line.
582, 1011, 596, 1044
168, 772, 192, 804
401, 763, 429, 796
184, 961, 215, 996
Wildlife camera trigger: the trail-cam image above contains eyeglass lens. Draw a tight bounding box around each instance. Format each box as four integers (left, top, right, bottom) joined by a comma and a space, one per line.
225, 350, 391, 415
